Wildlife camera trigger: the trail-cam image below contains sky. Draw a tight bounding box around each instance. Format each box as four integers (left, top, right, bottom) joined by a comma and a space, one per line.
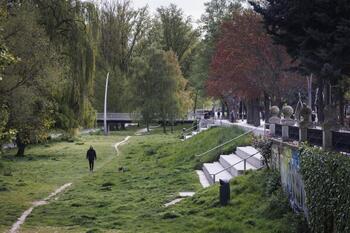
131, 0, 208, 23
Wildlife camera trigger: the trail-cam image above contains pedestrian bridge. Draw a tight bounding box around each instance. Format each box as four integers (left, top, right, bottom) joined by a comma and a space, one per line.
96, 113, 137, 123
96, 113, 195, 124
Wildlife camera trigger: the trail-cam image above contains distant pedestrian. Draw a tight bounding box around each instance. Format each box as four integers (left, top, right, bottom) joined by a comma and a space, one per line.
217, 111, 221, 119
86, 146, 97, 172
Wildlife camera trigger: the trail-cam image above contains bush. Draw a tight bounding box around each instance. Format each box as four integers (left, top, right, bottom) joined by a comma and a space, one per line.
253, 137, 272, 169
300, 145, 350, 233
264, 190, 290, 219
144, 147, 156, 156
264, 170, 281, 196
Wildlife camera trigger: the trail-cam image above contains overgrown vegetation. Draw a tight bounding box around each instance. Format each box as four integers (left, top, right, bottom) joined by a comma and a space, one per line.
253, 136, 273, 169
158, 170, 309, 233
300, 145, 350, 233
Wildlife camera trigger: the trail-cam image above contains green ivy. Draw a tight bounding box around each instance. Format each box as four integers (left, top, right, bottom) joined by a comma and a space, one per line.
300, 145, 350, 233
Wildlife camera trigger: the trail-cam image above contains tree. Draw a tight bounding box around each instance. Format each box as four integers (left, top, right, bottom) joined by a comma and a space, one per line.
0, 6, 17, 149
250, 0, 350, 124
94, 0, 151, 113
0, 6, 16, 82
130, 47, 191, 133
151, 4, 200, 78
129, 56, 157, 132
201, 0, 243, 41
207, 10, 305, 125
187, 0, 244, 116
0, 3, 61, 155
35, 0, 99, 129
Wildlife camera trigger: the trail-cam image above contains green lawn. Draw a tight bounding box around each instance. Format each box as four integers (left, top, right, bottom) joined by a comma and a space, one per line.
0, 126, 305, 233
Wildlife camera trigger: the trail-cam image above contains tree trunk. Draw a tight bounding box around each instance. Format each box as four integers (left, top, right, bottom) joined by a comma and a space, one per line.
225, 101, 230, 119
247, 100, 253, 125
247, 98, 260, 126
162, 120, 166, 133
324, 82, 331, 106
264, 93, 270, 122
338, 87, 345, 126
221, 101, 225, 119
146, 121, 150, 132
171, 118, 174, 133
193, 90, 198, 115
239, 100, 244, 120
317, 80, 325, 123
16, 135, 26, 156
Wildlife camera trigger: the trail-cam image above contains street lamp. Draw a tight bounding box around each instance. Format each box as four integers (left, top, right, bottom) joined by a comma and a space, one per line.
104, 72, 109, 135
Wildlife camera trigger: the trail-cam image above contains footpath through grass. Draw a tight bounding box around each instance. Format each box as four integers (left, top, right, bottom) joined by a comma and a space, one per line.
0, 125, 305, 233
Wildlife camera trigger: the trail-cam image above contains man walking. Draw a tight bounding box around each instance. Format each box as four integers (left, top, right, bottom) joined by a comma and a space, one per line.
86, 146, 97, 172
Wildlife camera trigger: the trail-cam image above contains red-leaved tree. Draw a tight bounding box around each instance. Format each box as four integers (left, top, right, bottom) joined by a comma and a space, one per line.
207, 10, 305, 125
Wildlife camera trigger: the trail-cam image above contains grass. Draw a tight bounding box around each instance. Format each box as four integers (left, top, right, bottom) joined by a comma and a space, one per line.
0, 125, 306, 233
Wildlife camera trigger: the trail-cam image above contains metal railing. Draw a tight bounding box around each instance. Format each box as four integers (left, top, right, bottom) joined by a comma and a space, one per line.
181, 123, 199, 138
96, 113, 134, 120
195, 126, 260, 157
212, 152, 261, 183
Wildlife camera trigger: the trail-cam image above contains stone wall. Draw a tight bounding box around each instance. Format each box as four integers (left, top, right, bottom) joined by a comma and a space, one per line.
271, 139, 308, 215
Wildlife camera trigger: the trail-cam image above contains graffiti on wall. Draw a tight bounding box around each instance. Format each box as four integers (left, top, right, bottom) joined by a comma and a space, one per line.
272, 143, 308, 214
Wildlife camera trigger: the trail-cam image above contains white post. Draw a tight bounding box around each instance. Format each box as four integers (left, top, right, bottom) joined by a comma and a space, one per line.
104, 73, 110, 136
307, 74, 313, 122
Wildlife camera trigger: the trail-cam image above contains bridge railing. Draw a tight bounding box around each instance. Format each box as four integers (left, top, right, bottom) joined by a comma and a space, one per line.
96, 113, 139, 121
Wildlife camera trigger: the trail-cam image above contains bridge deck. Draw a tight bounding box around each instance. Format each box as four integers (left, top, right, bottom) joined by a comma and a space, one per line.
96, 113, 194, 123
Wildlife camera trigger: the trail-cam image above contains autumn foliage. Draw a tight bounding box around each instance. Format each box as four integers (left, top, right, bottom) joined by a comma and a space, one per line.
207, 11, 304, 102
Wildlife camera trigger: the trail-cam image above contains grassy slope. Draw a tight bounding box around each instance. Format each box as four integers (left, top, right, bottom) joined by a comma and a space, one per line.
0, 126, 302, 233
0, 135, 125, 232
160, 170, 305, 233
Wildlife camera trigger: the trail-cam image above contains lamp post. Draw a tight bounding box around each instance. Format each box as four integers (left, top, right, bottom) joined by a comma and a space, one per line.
104, 72, 109, 135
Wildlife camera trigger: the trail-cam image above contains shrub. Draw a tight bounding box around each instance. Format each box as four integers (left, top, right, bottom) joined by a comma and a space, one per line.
300, 145, 350, 233
264, 170, 281, 196
144, 147, 156, 156
253, 137, 272, 169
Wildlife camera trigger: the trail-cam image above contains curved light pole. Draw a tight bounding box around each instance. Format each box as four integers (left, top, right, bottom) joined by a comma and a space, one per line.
104, 72, 110, 135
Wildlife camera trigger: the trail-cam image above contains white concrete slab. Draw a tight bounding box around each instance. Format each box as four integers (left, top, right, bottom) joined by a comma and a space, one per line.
196, 170, 210, 188
179, 192, 195, 197
236, 146, 263, 168
202, 162, 233, 184
164, 198, 184, 207
219, 154, 256, 176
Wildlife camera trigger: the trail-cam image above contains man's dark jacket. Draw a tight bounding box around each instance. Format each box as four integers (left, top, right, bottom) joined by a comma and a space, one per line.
86, 148, 97, 161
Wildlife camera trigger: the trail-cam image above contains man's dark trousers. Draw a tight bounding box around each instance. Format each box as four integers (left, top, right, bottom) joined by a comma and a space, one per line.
89, 160, 94, 171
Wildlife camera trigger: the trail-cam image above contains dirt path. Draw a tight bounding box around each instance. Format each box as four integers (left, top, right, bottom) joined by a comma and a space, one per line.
135, 125, 160, 136
9, 183, 72, 233
9, 136, 131, 233
114, 136, 130, 154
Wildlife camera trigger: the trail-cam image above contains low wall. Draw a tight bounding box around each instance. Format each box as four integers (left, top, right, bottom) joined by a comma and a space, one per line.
270, 139, 308, 215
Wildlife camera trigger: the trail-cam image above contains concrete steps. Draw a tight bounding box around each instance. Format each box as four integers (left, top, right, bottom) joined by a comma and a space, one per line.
198, 146, 263, 187
203, 162, 233, 185
219, 154, 256, 177
236, 146, 263, 168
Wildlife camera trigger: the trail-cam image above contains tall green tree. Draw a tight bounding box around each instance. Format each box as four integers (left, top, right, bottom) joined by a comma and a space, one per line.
94, 0, 151, 113
130, 47, 191, 133
0, 3, 62, 155
150, 4, 200, 78
35, 0, 99, 129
